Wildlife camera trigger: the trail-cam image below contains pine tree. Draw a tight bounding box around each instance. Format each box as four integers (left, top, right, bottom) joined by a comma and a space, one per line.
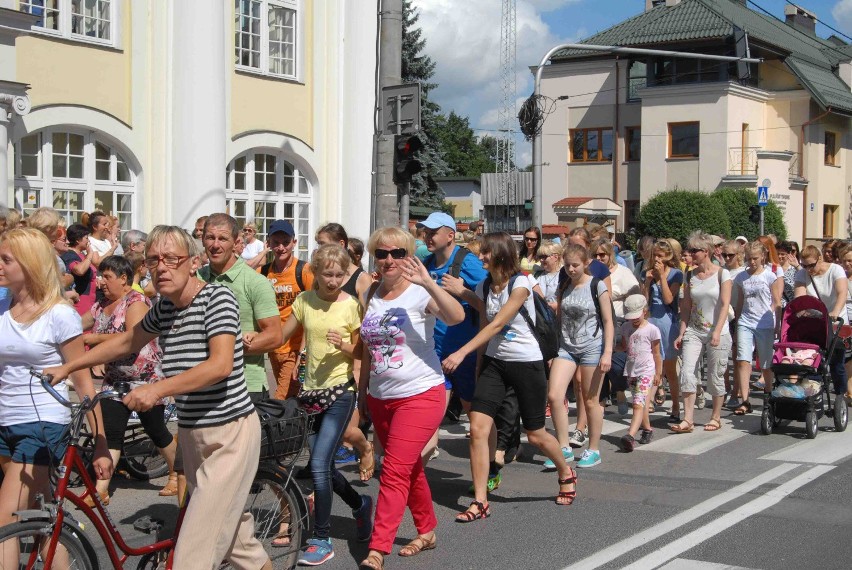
402, 0, 449, 210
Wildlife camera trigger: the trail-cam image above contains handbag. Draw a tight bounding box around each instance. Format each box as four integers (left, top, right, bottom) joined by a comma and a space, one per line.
297, 379, 354, 414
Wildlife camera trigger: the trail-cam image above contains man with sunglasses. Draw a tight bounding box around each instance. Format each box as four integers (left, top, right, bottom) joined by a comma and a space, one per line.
198, 213, 282, 402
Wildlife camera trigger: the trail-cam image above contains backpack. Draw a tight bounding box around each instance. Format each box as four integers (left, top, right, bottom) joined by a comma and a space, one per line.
261, 259, 307, 291
482, 273, 559, 361
557, 275, 610, 336
424, 247, 471, 279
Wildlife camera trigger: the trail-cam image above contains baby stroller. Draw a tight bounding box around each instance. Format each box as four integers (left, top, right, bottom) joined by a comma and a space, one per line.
762, 296, 849, 438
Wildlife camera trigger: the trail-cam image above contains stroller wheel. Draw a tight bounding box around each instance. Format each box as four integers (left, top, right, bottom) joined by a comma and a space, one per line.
760, 406, 774, 436
833, 395, 848, 433
805, 411, 819, 439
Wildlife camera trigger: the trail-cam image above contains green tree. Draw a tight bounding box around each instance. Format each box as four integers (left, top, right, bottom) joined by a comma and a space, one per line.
433, 112, 501, 176
402, 0, 448, 209
637, 189, 731, 245
710, 187, 787, 241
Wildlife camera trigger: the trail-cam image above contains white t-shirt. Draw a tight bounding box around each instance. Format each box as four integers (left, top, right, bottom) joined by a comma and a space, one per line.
728, 266, 746, 312
87, 236, 112, 257
362, 283, 444, 400
535, 270, 561, 304
795, 263, 846, 315
687, 268, 732, 335
735, 265, 783, 329
609, 264, 640, 324
476, 274, 542, 362
241, 239, 265, 261
0, 299, 80, 426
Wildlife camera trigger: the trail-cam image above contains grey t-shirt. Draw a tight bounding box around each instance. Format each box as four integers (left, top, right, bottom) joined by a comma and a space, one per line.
559, 278, 608, 353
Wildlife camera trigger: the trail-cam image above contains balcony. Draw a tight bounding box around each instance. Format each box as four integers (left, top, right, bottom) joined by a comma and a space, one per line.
728, 147, 759, 176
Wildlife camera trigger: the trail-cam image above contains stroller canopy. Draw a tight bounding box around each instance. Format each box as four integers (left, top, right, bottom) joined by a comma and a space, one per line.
779, 296, 830, 349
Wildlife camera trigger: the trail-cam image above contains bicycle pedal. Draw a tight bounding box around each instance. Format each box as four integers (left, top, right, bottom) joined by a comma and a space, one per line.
133, 515, 163, 533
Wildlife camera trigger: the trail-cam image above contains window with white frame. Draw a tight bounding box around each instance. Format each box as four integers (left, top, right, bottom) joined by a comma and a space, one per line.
226, 151, 312, 259
235, 0, 299, 80
13, 130, 136, 233
20, 0, 117, 45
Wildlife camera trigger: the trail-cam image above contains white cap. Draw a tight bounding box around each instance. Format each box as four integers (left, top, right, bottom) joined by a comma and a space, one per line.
623, 294, 648, 320
735, 235, 748, 244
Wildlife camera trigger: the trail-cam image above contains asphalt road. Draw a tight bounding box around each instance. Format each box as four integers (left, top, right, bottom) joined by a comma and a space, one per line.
77, 391, 852, 569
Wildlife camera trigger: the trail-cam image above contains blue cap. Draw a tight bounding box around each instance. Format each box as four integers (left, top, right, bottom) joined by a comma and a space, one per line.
268, 219, 296, 237
416, 212, 456, 231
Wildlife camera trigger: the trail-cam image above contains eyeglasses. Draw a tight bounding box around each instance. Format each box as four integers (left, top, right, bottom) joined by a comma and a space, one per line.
144, 254, 190, 269
374, 248, 407, 260
687, 248, 705, 254
595, 252, 608, 258
242, 229, 255, 234
802, 261, 818, 270
524, 236, 539, 242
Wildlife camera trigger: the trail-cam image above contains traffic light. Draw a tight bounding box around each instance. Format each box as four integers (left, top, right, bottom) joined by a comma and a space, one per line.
394, 135, 423, 184
749, 205, 760, 223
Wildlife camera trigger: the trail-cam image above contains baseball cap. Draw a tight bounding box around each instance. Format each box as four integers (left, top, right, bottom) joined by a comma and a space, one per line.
416, 212, 457, 231
623, 294, 648, 320
735, 235, 748, 244
268, 219, 295, 237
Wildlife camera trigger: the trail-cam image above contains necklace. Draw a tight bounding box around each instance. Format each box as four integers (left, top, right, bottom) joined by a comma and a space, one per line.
9, 301, 38, 322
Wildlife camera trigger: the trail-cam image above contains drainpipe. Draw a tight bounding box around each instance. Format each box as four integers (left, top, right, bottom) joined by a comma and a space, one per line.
613, 57, 620, 230
799, 108, 831, 242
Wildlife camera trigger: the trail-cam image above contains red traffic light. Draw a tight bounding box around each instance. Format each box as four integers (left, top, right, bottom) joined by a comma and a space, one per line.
396, 135, 424, 156
394, 135, 424, 184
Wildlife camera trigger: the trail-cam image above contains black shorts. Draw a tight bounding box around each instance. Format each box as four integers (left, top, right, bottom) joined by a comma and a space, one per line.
101, 399, 174, 451
470, 356, 548, 431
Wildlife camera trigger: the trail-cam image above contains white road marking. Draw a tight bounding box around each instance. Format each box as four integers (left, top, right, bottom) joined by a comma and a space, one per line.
637, 419, 748, 456
621, 464, 834, 569
759, 426, 852, 464
658, 559, 760, 570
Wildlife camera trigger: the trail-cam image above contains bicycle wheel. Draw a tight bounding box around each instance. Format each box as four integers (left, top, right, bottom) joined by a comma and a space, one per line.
219, 467, 305, 570
120, 427, 168, 480
0, 519, 95, 569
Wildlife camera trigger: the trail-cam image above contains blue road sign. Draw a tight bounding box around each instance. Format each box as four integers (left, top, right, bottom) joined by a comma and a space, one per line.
757, 186, 769, 206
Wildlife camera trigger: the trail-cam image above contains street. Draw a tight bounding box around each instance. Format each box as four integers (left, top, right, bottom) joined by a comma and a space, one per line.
81, 392, 852, 569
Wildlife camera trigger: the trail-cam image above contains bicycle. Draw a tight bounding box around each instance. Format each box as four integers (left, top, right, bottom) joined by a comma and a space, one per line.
0, 371, 314, 569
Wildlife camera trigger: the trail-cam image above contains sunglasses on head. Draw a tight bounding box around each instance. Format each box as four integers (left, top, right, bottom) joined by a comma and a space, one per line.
374, 248, 407, 260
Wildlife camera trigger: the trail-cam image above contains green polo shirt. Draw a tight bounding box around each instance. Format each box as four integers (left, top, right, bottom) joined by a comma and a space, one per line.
198, 257, 279, 393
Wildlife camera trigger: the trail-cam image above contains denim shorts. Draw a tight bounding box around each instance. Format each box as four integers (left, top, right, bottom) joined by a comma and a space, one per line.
736, 325, 775, 369
557, 342, 603, 367
0, 422, 67, 465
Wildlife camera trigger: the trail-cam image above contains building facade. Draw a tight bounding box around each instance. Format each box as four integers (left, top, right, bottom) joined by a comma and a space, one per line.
0, 0, 377, 258
540, 0, 852, 244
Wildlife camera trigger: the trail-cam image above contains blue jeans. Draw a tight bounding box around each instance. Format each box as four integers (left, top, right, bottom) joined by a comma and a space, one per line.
309, 390, 362, 540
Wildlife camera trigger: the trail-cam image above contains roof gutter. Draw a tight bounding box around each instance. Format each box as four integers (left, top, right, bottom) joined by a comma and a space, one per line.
799, 108, 832, 242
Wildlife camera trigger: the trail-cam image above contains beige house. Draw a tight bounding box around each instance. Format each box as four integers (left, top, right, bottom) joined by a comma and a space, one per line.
0, 0, 377, 258
539, 0, 852, 244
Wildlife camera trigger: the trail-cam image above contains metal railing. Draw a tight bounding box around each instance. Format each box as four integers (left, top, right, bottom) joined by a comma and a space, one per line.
728, 147, 759, 175
788, 152, 803, 178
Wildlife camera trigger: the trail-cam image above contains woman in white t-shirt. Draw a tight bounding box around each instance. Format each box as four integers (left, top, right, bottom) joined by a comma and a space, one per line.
534, 240, 563, 311
83, 211, 119, 268
443, 232, 577, 524
357, 227, 464, 570
239, 222, 268, 269
0, 228, 112, 545
794, 244, 849, 397
732, 241, 783, 415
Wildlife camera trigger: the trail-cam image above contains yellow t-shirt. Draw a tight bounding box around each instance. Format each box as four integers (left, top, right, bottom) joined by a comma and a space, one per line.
291, 291, 361, 391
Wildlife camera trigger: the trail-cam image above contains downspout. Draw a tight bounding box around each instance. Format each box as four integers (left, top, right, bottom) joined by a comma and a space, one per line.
799, 107, 831, 241
613, 57, 620, 230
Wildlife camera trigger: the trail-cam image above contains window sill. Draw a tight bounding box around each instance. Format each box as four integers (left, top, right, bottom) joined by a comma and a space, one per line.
622, 160, 640, 164
824, 163, 841, 169
27, 27, 120, 51
235, 66, 304, 86
567, 160, 613, 165
666, 157, 699, 162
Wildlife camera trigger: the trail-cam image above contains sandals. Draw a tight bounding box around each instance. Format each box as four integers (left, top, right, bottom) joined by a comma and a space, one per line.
556, 469, 578, 506
271, 529, 291, 548
359, 552, 384, 570
733, 401, 753, 416
670, 421, 694, 434
359, 443, 375, 482
654, 388, 666, 406
398, 533, 436, 557
158, 472, 179, 497
704, 418, 722, 432
455, 500, 490, 523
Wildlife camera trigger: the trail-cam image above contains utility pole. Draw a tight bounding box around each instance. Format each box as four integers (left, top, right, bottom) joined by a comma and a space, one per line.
373, 0, 403, 231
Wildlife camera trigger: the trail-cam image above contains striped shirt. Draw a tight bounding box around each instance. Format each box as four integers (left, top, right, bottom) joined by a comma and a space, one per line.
141, 284, 254, 428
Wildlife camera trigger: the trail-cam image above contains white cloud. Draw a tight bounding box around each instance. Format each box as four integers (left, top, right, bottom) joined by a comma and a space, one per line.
415, 0, 585, 167
832, 0, 852, 33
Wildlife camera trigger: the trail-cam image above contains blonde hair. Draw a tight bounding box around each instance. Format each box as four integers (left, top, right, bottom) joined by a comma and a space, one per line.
686, 231, 713, 255
745, 241, 767, 263
310, 244, 351, 278
653, 239, 679, 269
6, 210, 22, 229
801, 244, 821, 261
538, 239, 563, 257
25, 207, 63, 240
593, 238, 616, 269
242, 221, 258, 232
145, 225, 201, 258
367, 227, 416, 256
723, 239, 744, 265
466, 238, 482, 256
0, 227, 68, 323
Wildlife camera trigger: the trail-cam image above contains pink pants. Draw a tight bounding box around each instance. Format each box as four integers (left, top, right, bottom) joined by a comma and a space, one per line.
367, 384, 446, 554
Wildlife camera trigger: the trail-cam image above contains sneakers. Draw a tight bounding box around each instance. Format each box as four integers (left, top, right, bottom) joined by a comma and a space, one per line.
725, 395, 741, 410
543, 446, 575, 469
467, 471, 502, 494
620, 434, 635, 452
617, 401, 630, 416
334, 446, 358, 465
569, 428, 588, 448
298, 538, 334, 566
696, 385, 706, 409
576, 449, 601, 468
352, 495, 373, 543
638, 429, 654, 445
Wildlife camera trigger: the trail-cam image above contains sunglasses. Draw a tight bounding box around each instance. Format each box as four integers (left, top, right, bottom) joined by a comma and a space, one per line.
687, 248, 704, 254
524, 237, 539, 242
722, 253, 736, 259
595, 252, 608, 258
536, 254, 551, 261
374, 248, 407, 260
802, 261, 818, 269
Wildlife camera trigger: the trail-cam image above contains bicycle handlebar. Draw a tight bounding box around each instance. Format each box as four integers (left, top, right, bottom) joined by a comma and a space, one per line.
30, 369, 131, 412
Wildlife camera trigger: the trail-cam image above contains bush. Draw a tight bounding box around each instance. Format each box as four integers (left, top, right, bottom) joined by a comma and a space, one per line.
710, 187, 787, 241
637, 189, 730, 245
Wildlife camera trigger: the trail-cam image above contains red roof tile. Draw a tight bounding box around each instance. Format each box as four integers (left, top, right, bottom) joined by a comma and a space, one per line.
553, 196, 593, 207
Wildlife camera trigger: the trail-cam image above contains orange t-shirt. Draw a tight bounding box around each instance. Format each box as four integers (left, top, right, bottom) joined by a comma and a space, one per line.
261, 260, 315, 354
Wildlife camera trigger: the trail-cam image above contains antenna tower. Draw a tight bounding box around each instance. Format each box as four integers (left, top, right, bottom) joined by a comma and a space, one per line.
497, 0, 517, 231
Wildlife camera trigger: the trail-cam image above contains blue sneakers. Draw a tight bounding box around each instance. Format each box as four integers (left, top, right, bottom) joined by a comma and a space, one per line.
576, 449, 601, 468
298, 538, 334, 566
353, 495, 373, 543
543, 446, 575, 469
334, 446, 358, 465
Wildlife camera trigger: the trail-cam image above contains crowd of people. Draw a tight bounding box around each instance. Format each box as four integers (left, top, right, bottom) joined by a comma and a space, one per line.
0, 204, 850, 569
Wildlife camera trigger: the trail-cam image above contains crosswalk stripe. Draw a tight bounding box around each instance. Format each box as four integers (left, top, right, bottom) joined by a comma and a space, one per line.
658, 559, 760, 570
759, 426, 852, 464
636, 418, 748, 456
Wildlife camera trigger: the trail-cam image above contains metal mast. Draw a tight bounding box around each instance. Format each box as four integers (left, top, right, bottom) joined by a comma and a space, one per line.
497, 0, 517, 231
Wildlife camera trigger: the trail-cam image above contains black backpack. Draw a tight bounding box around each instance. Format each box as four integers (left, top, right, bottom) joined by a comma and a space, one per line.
261, 259, 307, 291
482, 273, 559, 361
423, 246, 471, 279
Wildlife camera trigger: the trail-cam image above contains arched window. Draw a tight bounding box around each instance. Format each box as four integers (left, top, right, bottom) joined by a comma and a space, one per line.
226, 151, 312, 259
13, 129, 137, 233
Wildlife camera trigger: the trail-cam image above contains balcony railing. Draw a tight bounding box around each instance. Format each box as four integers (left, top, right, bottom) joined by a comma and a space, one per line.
788, 152, 803, 178
728, 147, 759, 175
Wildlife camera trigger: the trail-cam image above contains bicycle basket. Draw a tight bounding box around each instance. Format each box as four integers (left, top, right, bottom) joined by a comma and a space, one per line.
255, 398, 312, 464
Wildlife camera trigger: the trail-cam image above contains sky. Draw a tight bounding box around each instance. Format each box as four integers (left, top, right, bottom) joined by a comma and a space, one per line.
414, 0, 852, 167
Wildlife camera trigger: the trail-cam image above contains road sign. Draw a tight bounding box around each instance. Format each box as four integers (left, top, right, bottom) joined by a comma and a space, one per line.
380, 83, 421, 136
761, 178, 771, 189
757, 186, 769, 206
